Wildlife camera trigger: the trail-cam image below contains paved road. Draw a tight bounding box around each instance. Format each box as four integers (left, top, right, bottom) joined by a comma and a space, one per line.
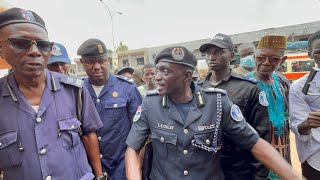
290, 131, 302, 177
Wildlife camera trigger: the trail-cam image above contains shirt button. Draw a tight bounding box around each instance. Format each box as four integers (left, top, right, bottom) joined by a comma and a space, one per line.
45, 176, 52, 180
0, 142, 2, 147
100, 154, 103, 159
71, 125, 75, 129
183, 150, 188, 155
160, 137, 165, 143
206, 139, 210, 145
97, 99, 100, 103
98, 136, 102, 141
114, 104, 118, 108
40, 148, 47, 155
183, 129, 188, 134
184, 170, 189, 176
36, 117, 42, 123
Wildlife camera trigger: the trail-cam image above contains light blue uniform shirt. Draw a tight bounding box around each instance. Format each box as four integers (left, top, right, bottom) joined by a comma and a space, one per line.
289, 72, 320, 170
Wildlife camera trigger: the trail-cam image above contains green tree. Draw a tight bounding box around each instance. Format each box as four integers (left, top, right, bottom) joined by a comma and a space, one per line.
107, 48, 113, 54
116, 41, 129, 52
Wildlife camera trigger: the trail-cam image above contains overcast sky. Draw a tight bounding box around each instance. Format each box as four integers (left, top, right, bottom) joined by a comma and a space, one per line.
4, 0, 320, 59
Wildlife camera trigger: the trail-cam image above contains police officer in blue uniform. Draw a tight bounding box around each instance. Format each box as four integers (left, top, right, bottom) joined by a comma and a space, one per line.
0, 8, 105, 180
78, 39, 142, 180
47, 42, 72, 75
125, 46, 299, 180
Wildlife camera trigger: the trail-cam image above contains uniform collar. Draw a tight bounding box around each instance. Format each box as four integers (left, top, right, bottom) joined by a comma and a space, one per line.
164, 82, 203, 127
164, 82, 203, 108
1, 75, 11, 97
45, 70, 62, 91
1, 69, 62, 97
199, 69, 237, 85
84, 73, 116, 98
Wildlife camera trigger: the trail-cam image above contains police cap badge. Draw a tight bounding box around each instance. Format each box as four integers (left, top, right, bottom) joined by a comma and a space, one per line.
154, 46, 197, 69
77, 38, 108, 58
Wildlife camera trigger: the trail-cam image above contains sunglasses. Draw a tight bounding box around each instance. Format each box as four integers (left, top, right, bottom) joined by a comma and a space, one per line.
2, 37, 54, 52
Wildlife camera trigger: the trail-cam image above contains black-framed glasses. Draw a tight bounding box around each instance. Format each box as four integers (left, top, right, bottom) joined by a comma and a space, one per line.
1, 37, 54, 52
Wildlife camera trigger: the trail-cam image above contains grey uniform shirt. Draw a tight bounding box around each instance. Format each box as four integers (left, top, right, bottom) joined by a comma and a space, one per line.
126, 84, 260, 180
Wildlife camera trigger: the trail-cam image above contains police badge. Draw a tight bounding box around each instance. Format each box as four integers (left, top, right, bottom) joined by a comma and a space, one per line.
230, 104, 244, 122
259, 91, 269, 106
133, 105, 142, 122
171, 47, 184, 61
51, 44, 62, 56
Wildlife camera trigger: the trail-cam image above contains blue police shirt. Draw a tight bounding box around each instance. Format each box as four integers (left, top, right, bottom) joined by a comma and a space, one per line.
0, 70, 103, 180
84, 74, 142, 180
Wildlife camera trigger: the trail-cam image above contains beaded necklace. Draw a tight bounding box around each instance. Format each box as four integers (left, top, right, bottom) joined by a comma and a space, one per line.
248, 72, 285, 136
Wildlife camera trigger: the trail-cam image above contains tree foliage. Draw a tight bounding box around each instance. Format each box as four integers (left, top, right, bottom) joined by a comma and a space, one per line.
116, 41, 129, 52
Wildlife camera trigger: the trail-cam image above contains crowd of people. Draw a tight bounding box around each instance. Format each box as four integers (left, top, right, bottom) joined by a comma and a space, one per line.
0, 7, 319, 180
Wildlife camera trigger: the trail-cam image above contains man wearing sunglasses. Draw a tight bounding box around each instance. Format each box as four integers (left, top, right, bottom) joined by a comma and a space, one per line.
47, 43, 71, 75
78, 38, 142, 180
0, 8, 106, 180
197, 33, 271, 180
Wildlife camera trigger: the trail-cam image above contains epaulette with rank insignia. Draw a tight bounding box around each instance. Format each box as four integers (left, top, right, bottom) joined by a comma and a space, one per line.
60, 75, 83, 88
243, 75, 258, 84
146, 89, 159, 96
202, 87, 227, 94
116, 75, 135, 84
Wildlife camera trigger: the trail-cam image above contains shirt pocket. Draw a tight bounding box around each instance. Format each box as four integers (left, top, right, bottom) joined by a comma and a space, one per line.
151, 128, 177, 159
104, 100, 127, 120
58, 117, 82, 150
0, 131, 22, 169
193, 130, 216, 153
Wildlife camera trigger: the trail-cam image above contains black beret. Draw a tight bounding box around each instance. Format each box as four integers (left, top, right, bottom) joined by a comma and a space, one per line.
77, 38, 107, 58
0, 8, 46, 30
114, 66, 134, 75
154, 46, 197, 69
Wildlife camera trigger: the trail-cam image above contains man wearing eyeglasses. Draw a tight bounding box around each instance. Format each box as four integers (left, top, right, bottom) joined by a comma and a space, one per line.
78, 38, 142, 180
0, 8, 106, 180
197, 33, 271, 180
247, 35, 291, 180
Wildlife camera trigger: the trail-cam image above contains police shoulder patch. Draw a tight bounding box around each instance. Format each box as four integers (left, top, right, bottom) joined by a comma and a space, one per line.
230, 104, 244, 122
60, 75, 83, 88
133, 105, 142, 122
243, 75, 258, 84
146, 89, 159, 96
202, 87, 227, 94
116, 75, 134, 84
259, 91, 269, 106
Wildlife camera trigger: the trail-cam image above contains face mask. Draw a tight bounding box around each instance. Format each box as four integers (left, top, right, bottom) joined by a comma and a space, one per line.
240, 55, 255, 68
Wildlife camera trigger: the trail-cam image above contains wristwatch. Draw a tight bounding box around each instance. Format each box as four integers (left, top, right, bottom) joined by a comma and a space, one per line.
95, 172, 108, 180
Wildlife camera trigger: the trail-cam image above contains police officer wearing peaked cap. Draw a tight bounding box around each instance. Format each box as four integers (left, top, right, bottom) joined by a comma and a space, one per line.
78, 38, 142, 180
125, 46, 299, 180
47, 42, 72, 75
114, 66, 135, 79
198, 33, 271, 180
0, 8, 105, 180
